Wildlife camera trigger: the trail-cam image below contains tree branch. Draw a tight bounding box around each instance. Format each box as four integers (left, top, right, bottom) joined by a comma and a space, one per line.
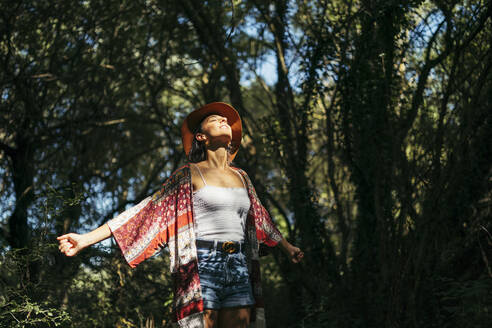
401, 4, 491, 140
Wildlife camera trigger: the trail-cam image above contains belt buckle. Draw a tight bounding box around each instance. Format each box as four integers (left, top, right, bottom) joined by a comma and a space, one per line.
222, 241, 236, 254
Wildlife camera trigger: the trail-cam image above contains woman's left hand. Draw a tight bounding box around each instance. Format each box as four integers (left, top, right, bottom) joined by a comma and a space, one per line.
279, 238, 304, 263
286, 245, 304, 263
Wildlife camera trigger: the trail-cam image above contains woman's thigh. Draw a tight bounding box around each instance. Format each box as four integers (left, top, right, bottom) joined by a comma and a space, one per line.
204, 309, 219, 328
218, 307, 251, 328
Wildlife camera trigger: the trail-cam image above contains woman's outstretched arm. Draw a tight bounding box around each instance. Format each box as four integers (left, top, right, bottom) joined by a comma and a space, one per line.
57, 223, 112, 257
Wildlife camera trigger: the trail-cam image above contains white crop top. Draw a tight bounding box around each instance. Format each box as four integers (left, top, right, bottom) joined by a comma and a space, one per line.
192, 164, 251, 242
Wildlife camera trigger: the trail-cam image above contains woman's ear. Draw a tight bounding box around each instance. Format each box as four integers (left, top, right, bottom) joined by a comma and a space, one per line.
195, 133, 207, 142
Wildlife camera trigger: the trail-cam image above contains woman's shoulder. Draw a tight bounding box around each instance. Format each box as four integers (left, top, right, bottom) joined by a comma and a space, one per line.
162, 164, 191, 186
172, 163, 191, 176
229, 166, 254, 185
229, 165, 246, 174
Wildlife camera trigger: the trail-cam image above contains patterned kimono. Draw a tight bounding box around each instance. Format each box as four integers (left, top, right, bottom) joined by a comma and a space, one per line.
107, 163, 283, 328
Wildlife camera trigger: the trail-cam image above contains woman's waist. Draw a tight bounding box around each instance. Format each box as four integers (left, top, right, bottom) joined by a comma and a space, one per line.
195, 239, 246, 254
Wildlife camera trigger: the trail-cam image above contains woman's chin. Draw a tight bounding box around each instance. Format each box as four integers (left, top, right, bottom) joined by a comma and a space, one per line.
211, 133, 232, 143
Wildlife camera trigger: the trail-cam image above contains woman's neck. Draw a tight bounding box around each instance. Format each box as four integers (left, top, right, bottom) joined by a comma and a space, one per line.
203, 147, 229, 169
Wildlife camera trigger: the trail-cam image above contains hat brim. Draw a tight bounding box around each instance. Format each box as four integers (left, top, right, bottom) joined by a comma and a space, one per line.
181, 102, 242, 161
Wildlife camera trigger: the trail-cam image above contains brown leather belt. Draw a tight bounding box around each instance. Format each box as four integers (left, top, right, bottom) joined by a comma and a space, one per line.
196, 240, 245, 254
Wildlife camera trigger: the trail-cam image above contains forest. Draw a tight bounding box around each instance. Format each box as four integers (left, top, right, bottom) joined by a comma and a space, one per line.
0, 0, 491, 327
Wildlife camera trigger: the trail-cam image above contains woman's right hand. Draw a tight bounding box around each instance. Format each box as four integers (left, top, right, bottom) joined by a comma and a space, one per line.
57, 224, 112, 257
57, 233, 87, 257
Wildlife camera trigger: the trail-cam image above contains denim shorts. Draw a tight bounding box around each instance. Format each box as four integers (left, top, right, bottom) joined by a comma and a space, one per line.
196, 240, 255, 309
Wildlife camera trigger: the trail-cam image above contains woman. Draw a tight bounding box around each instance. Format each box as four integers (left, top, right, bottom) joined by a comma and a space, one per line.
58, 102, 303, 328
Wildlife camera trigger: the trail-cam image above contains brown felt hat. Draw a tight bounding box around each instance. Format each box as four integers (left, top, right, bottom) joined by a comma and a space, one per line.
181, 102, 242, 160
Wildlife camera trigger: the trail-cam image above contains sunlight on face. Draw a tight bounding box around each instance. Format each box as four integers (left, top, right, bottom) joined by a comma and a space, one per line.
197, 114, 232, 144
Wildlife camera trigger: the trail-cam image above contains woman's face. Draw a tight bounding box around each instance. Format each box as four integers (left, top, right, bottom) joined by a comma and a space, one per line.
196, 114, 232, 145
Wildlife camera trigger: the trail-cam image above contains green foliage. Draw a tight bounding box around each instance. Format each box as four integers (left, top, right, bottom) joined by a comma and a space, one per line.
0, 180, 174, 327
0, 245, 71, 327
0, 297, 70, 327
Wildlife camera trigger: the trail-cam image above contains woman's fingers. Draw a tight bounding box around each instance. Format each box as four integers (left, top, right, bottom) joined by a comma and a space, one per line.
294, 250, 304, 263
60, 244, 77, 256
57, 233, 81, 256
57, 233, 73, 241
65, 248, 77, 257
58, 238, 73, 249
59, 239, 71, 246
59, 242, 72, 253
290, 247, 304, 263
